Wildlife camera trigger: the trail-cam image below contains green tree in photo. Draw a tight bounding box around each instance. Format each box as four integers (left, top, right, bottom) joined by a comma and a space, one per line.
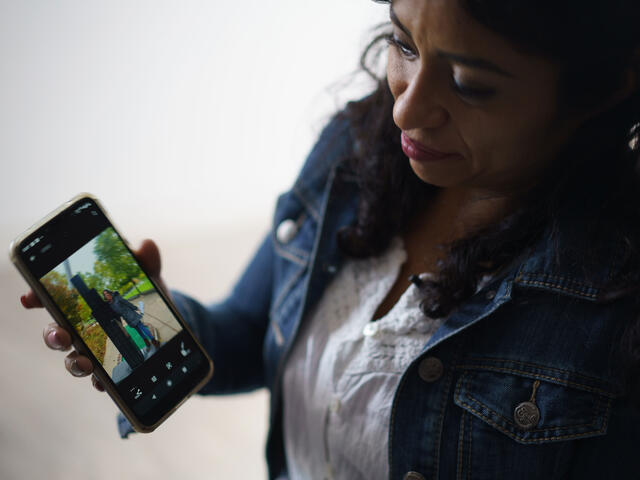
93, 227, 144, 290
83, 272, 106, 293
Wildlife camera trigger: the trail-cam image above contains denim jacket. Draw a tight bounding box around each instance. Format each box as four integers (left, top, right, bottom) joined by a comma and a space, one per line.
168, 112, 640, 479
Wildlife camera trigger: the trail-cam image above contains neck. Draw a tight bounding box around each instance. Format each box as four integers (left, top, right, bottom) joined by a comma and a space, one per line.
410, 185, 523, 245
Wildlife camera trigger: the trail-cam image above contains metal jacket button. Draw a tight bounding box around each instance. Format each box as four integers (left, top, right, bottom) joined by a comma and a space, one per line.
514, 401, 540, 430
276, 218, 298, 244
418, 356, 443, 383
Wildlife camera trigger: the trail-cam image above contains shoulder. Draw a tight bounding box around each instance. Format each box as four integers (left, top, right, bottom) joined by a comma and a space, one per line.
514, 202, 640, 302
290, 111, 355, 211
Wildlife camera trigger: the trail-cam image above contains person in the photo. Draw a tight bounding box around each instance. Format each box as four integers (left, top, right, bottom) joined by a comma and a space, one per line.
102, 289, 159, 349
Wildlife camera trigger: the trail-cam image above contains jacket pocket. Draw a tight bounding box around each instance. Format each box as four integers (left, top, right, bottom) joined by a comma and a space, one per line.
451, 361, 619, 479
454, 367, 615, 443
270, 189, 315, 312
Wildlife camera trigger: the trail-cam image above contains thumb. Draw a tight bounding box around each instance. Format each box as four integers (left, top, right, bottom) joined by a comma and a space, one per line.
134, 239, 162, 279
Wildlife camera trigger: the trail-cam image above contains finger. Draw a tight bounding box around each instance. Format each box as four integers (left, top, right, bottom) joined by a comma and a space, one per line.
135, 239, 170, 297
21, 290, 43, 309
43, 323, 72, 351
91, 374, 105, 392
65, 351, 93, 377
135, 239, 162, 278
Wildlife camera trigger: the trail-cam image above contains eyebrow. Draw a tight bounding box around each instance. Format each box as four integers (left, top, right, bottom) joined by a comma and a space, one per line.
389, 5, 516, 79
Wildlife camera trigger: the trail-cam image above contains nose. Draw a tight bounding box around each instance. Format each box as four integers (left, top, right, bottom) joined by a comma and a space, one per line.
392, 65, 448, 132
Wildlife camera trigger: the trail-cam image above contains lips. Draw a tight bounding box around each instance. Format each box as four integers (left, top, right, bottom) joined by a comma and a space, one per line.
400, 132, 462, 163
401, 132, 451, 157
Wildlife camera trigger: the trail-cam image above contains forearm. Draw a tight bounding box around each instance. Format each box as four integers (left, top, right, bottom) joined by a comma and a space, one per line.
169, 231, 274, 395
171, 291, 268, 394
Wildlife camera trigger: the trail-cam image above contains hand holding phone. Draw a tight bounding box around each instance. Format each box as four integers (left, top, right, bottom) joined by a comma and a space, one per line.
21, 238, 166, 391
11, 194, 213, 432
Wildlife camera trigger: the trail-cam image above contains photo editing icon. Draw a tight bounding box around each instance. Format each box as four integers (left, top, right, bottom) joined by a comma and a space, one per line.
130, 387, 143, 400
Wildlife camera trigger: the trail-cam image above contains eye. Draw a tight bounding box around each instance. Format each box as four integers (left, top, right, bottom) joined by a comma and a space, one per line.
450, 79, 496, 101
386, 32, 497, 103
385, 33, 417, 60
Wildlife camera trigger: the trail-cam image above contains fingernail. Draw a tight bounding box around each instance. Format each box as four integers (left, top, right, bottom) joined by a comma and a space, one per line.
92, 377, 105, 392
70, 358, 86, 377
47, 330, 64, 350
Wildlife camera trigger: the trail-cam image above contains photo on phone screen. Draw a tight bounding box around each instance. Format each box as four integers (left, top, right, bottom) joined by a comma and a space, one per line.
39, 226, 184, 384
13, 195, 212, 428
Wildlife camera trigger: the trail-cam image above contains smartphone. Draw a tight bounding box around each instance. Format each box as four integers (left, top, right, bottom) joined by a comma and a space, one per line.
9, 193, 213, 433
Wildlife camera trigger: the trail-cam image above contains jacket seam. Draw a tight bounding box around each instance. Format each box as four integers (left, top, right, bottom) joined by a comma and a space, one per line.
455, 397, 611, 443
433, 346, 460, 480
467, 411, 472, 480
292, 183, 322, 223
272, 241, 308, 266
518, 272, 596, 284
516, 279, 598, 298
456, 410, 465, 480
462, 373, 601, 433
455, 372, 612, 440
454, 364, 616, 397
270, 264, 306, 317
419, 285, 514, 357
514, 272, 600, 299
460, 356, 615, 385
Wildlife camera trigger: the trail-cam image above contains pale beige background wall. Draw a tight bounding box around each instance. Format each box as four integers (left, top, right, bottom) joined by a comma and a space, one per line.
0, 1, 387, 478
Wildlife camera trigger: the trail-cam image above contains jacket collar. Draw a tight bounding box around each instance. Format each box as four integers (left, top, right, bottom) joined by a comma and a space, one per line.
513, 194, 635, 302
292, 115, 355, 224
293, 120, 630, 303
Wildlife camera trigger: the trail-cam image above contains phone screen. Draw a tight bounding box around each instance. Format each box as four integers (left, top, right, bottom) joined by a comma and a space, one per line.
18, 197, 211, 427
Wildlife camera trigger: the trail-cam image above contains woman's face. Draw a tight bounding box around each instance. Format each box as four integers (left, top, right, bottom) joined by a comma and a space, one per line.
386, 0, 586, 196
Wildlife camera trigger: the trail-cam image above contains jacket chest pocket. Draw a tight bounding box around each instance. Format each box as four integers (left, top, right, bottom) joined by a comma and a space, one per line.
451, 363, 618, 480
265, 190, 315, 378
270, 190, 315, 308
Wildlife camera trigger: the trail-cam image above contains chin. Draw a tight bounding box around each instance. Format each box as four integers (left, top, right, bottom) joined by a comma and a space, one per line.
408, 158, 467, 188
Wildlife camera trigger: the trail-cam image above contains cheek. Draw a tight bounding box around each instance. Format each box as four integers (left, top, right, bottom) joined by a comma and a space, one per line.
386, 54, 399, 99
450, 108, 500, 168
386, 50, 409, 100
456, 108, 560, 190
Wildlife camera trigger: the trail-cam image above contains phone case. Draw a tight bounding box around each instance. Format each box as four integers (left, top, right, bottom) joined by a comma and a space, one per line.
8, 192, 213, 433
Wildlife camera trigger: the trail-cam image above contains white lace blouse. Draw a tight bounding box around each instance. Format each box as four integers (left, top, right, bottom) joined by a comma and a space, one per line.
282, 234, 493, 480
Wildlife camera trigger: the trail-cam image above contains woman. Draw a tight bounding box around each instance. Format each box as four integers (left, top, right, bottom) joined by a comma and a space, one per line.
102, 289, 159, 350
22, 0, 640, 478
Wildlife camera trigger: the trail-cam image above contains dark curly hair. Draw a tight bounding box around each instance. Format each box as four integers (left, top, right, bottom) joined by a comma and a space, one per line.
332, 0, 640, 406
